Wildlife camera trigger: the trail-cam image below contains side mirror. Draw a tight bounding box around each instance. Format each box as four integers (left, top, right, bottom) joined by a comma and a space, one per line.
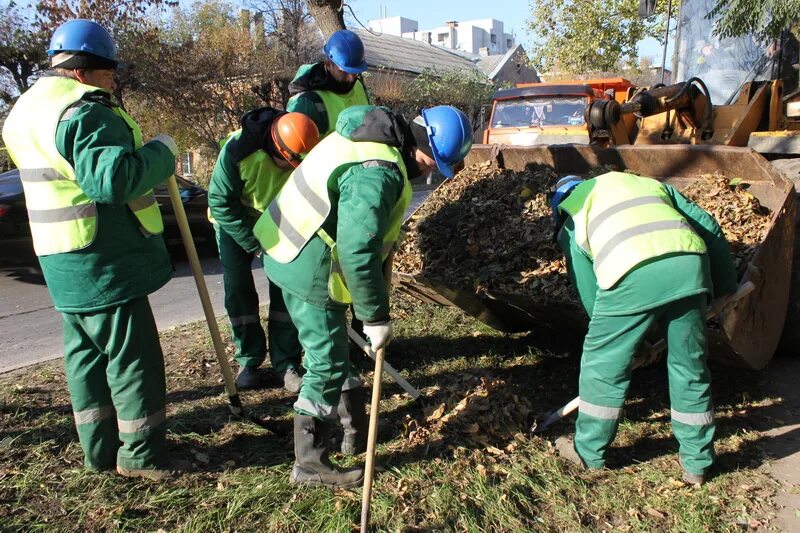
639, 0, 657, 18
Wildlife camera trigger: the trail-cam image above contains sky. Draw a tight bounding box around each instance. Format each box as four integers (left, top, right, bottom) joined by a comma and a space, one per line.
346, 0, 674, 65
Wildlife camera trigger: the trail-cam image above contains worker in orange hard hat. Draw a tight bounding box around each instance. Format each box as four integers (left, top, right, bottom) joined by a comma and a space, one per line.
208, 108, 320, 392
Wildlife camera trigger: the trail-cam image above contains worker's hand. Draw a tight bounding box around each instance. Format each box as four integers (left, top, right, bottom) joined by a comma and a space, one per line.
151, 133, 179, 157
363, 320, 393, 351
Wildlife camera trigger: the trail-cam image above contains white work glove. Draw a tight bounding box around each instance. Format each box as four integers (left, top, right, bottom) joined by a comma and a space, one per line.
151, 133, 179, 157
363, 320, 393, 351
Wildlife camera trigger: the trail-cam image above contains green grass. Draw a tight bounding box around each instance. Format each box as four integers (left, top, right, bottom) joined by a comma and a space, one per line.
0, 292, 781, 531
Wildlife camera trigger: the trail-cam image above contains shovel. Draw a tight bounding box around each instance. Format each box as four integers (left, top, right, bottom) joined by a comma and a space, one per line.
166, 175, 287, 434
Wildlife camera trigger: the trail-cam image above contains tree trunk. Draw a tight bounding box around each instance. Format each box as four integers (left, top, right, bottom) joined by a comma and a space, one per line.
306, 0, 345, 38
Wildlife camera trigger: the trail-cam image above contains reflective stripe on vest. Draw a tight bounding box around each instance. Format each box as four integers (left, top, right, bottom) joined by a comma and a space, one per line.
314, 80, 369, 136
2, 76, 163, 256
559, 171, 707, 289
208, 129, 292, 224
254, 131, 411, 304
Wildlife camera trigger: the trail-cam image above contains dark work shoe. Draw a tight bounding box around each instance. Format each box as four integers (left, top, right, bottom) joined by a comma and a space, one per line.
116, 458, 192, 481
236, 366, 261, 390
283, 367, 303, 394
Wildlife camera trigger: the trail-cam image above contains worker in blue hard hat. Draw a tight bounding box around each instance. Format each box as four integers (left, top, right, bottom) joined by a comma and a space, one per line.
286, 29, 370, 137
252, 104, 473, 488
285, 28, 372, 448
550, 172, 738, 485
2, 19, 186, 480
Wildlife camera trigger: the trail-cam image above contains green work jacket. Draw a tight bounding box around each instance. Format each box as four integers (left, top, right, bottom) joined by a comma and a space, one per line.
3, 75, 175, 312
558, 182, 738, 316
258, 106, 413, 322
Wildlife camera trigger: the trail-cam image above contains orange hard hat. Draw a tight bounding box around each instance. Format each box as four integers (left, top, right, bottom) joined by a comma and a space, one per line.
271, 112, 320, 167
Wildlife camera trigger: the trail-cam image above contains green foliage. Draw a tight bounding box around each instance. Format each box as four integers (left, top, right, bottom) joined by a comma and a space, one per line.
527, 0, 670, 75
367, 68, 494, 132
0, 3, 48, 97
708, 0, 800, 41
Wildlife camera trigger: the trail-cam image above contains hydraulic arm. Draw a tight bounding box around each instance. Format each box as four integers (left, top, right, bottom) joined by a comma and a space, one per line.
585, 79, 714, 144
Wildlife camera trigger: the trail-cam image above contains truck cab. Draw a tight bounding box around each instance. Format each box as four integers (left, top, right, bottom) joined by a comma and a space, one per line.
483, 78, 636, 145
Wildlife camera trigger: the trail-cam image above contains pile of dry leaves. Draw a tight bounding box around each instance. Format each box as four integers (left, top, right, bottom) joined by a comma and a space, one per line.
681, 173, 771, 274
396, 161, 577, 303
395, 165, 770, 300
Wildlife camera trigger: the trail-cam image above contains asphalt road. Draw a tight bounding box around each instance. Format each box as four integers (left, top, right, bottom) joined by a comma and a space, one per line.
0, 253, 269, 374
0, 187, 433, 374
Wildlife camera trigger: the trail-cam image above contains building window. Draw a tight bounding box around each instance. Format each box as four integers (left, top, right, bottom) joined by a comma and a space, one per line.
507, 38, 513, 48
490, 33, 497, 44
437, 32, 448, 43
181, 152, 193, 176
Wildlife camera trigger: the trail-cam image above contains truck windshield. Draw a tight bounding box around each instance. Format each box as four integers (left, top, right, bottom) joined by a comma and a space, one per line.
673, 0, 785, 104
491, 97, 586, 128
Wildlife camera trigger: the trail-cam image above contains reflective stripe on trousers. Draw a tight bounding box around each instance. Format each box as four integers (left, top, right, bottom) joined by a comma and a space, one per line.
117, 408, 166, 433
671, 408, 714, 426
579, 399, 623, 420
74, 405, 115, 425
230, 314, 260, 327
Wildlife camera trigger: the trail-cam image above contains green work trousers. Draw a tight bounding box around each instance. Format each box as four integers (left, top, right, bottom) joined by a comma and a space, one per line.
62, 297, 167, 470
215, 225, 301, 371
575, 293, 715, 475
282, 291, 361, 419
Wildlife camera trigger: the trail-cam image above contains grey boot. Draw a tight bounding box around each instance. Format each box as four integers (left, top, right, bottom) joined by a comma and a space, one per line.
338, 388, 369, 455
290, 414, 364, 489
283, 367, 303, 394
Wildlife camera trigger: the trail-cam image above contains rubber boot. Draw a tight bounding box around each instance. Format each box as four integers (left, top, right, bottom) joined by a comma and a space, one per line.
338, 387, 369, 455
290, 414, 364, 489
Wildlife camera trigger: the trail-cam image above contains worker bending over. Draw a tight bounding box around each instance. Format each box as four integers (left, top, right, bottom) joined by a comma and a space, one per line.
254, 105, 473, 488
550, 172, 738, 485
208, 110, 319, 392
3, 20, 183, 480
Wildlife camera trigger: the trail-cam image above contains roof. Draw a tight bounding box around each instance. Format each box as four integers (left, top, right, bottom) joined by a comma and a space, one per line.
477, 54, 504, 78
353, 29, 481, 76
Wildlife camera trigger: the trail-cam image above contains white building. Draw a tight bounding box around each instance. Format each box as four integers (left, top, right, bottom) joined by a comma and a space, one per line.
367, 16, 515, 56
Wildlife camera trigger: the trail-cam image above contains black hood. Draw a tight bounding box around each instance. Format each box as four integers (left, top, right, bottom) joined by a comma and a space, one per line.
338, 106, 422, 179
288, 62, 358, 96
226, 106, 283, 162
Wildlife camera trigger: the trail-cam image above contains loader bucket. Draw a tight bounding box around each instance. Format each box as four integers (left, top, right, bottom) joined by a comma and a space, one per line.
393, 144, 795, 370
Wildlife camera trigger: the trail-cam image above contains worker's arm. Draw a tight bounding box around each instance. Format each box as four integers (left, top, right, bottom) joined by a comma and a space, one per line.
337, 163, 405, 322
663, 184, 738, 297
557, 219, 598, 315
207, 147, 261, 253
57, 102, 175, 204
286, 92, 329, 135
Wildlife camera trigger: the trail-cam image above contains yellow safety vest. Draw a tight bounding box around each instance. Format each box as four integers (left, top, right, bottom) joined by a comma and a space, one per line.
2, 76, 163, 256
254, 131, 411, 303
559, 171, 707, 289
289, 80, 369, 137
208, 129, 290, 224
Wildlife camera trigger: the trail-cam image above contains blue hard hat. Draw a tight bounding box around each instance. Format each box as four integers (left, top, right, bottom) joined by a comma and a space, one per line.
323, 30, 367, 74
420, 106, 473, 179
550, 175, 584, 226
47, 19, 117, 62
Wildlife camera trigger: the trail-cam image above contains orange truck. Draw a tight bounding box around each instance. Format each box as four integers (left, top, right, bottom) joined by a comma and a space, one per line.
483, 78, 638, 145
